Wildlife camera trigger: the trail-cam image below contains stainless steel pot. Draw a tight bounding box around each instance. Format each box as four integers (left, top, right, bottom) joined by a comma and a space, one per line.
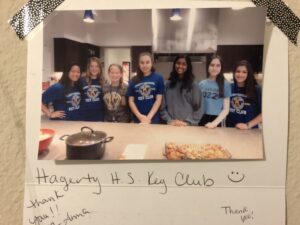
60, 126, 114, 159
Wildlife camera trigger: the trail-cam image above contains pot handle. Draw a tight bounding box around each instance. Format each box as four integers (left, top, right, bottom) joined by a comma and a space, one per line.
60, 134, 69, 141
103, 136, 114, 143
81, 126, 94, 134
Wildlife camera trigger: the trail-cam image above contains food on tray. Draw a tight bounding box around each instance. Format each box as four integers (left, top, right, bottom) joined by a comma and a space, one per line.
164, 142, 232, 160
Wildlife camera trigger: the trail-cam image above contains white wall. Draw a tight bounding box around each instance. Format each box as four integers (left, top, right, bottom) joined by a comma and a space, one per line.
45, 9, 152, 46
92, 10, 152, 46
103, 47, 131, 81
217, 7, 266, 45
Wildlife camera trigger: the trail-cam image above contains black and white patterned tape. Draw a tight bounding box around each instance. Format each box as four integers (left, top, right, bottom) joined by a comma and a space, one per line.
252, 0, 300, 45
8, 0, 65, 39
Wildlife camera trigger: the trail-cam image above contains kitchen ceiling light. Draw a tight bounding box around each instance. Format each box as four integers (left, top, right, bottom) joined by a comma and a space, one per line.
170, 8, 182, 21
83, 10, 95, 23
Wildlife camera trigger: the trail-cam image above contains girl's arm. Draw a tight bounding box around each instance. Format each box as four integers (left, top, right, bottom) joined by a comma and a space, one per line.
205, 97, 230, 128
236, 85, 262, 129
42, 84, 66, 119
128, 96, 148, 123
41, 104, 65, 119
183, 84, 202, 125
236, 113, 262, 129
160, 93, 173, 124
146, 95, 163, 122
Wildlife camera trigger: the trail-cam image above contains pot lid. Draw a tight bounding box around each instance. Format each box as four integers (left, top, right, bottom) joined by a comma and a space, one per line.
66, 127, 107, 146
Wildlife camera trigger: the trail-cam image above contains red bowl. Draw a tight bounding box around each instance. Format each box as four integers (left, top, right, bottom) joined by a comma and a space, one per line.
39, 129, 55, 154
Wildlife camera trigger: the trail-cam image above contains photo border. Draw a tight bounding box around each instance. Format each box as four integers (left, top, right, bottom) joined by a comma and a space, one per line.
26, 0, 288, 188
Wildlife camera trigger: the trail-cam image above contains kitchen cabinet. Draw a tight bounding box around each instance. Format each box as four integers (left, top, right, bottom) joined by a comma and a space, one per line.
54, 38, 100, 72
217, 45, 264, 72
130, 46, 152, 73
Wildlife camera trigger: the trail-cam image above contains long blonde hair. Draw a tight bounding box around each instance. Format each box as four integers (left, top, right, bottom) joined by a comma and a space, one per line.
86, 57, 104, 85
108, 63, 124, 88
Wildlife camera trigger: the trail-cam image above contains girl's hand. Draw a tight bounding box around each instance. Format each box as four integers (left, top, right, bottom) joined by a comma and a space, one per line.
49, 111, 66, 119
169, 120, 179, 126
139, 115, 151, 124
176, 120, 188, 126
170, 120, 189, 126
235, 123, 249, 130
205, 122, 216, 129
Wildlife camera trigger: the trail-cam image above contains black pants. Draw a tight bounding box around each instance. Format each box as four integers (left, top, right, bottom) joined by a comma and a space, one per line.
199, 114, 221, 127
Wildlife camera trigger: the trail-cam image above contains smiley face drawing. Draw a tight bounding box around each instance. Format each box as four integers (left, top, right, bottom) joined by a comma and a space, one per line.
227, 171, 245, 183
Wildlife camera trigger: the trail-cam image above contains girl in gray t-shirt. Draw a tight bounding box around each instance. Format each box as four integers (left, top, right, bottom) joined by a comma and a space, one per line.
160, 55, 202, 126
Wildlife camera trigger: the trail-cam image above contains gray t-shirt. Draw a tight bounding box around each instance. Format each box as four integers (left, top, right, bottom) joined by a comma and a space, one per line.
160, 80, 202, 125
103, 84, 131, 122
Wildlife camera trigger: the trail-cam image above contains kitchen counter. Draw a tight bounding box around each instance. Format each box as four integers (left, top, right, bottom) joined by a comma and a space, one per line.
39, 119, 264, 160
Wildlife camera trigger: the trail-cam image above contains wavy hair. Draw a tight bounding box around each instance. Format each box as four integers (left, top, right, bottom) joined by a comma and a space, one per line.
233, 60, 257, 101
85, 57, 104, 85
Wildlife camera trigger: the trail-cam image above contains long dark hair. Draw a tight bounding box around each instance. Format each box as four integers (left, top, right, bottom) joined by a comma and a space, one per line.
59, 63, 81, 95
206, 54, 225, 98
58, 63, 81, 102
169, 55, 194, 92
233, 60, 257, 101
132, 52, 155, 84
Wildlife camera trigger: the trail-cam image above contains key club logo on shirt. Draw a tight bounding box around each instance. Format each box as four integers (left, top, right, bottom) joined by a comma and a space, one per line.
66, 92, 81, 111
86, 85, 100, 102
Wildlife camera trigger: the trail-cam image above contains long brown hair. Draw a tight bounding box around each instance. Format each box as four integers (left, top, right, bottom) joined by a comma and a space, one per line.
85, 57, 104, 85
206, 54, 225, 98
233, 60, 257, 101
132, 52, 155, 84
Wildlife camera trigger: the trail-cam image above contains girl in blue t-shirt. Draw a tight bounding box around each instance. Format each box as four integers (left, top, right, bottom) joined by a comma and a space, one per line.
80, 57, 105, 121
42, 63, 82, 120
127, 52, 164, 124
226, 60, 262, 129
198, 55, 231, 128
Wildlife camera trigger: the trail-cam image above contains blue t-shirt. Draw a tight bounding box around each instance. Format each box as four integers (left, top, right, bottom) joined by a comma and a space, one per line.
42, 83, 82, 121
127, 72, 165, 124
80, 78, 104, 121
226, 84, 262, 128
198, 79, 231, 116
